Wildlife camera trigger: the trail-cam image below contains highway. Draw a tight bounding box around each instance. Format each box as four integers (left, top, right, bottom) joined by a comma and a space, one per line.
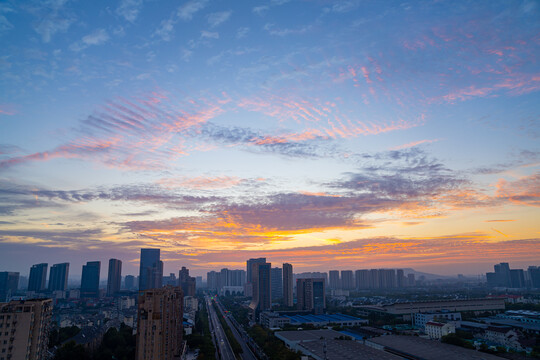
214, 298, 258, 360
206, 295, 236, 360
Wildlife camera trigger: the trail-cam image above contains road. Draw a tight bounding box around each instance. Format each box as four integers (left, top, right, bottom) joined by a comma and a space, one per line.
206, 295, 236, 360
214, 298, 258, 360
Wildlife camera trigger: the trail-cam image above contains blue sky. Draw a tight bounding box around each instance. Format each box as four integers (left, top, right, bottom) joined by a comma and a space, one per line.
0, 0, 539, 278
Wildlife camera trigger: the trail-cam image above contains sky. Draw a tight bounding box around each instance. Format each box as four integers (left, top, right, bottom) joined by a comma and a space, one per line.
1, 0, 539, 279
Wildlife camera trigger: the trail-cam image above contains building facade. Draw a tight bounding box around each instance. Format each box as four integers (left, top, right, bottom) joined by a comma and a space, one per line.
0, 272, 19, 302
271, 267, 283, 300
136, 286, 184, 360
48, 263, 69, 292
28, 263, 48, 293
107, 259, 122, 297
139, 249, 163, 291
283, 263, 293, 307
297, 278, 325, 314
0, 299, 52, 360
81, 261, 101, 298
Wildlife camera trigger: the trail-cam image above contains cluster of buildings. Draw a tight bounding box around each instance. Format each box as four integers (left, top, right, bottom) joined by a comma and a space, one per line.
486, 262, 540, 288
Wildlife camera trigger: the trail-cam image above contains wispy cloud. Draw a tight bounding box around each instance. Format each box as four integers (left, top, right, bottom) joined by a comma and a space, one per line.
390, 139, 439, 150
70, 29, 110, 52
178, 0, 208, 21
28, 0, 75, 43
116, 0, 143, 23
207, 11, 232, 28
264, 23, 312, 36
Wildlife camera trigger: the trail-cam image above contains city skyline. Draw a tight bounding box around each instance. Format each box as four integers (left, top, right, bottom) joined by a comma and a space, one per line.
1, 1, 539, 276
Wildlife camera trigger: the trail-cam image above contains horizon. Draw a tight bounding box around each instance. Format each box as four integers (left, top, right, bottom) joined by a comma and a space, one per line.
1, 1, 539, 277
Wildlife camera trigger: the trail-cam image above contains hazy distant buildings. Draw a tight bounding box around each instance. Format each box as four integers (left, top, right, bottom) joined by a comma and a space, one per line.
48, 263, 69, 292
125, 275, 136, 290
283, 263, 293, 307
136, 286, 184, 360
296, 278, 325, 314
487, 262, 529, 288
178, 267, 196, 297
0, 272, 19, 302
0, 299, 52, 360
28, 263, 48, 293
271, 267, 283, 300
107, 259, 122, 297
329, 270, 339, 290
355, 269, 369, 289
341, 270, 354, 290
139, 249, 163, 291
81, 261, 101, 298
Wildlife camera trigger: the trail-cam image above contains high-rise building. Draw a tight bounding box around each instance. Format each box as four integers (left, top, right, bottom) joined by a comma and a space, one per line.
246, 258, 266, 297
107, 259, 122, 297
28, 263, 48, 293
0, 299, 52, 360
283, 263, 293, 307
369, 269, 379, 289
81, 261, 101, 298
139, 249, 163, 291
178, 267, 196, 297
249, 262, 271, 314
407, 273, 416, 287
379, 269, 396, 289
529, 266, 540, 288
230, 270, 246, 286
509, 269, 525, 288
341, 270, 354, 290
136, 286, 184, 360
329, 270, 340, 290
355, 269, 370, 289
0, 272, 19, 302
271, 267, 283, 300
125, 275, 136, 290
296, 278, 325, 314
179, 267, 190, 285
48, 263, 69, 292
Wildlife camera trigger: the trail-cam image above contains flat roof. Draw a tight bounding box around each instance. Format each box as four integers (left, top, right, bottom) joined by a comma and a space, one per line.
275, 329, 343, 343
283, 313, 365, 324
299, 339, 401, 360
368, 335, 504, 360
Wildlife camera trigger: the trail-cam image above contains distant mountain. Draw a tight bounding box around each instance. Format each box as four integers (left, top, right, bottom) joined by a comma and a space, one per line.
401, 268, 452, 280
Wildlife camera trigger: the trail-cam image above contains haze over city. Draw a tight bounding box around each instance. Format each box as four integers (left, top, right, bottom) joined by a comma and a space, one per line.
1, 0, 539, 278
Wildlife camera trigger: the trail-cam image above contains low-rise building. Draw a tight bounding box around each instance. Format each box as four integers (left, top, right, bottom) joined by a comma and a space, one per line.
260, 312, 291, 328
425, 321, 455, 339
414, 311, 462, 328
484, 326, 522, 350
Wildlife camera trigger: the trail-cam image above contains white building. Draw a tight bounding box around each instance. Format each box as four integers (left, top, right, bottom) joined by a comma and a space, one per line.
414, 311, 461, 328
425, 321, 455, 339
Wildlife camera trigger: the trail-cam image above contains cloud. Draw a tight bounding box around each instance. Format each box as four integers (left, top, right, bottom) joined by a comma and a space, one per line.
154, 17, 176, 41
116, 0, 143, 22
70, 29, 110, 52
178, 0, 208, 21
157, 176, 242, 190
263, 23, 312, 36
201, 30, 219, 39
252, 6, 269, 16
0, 3, 15, 33
207, 11, 232, 28
28, 0, 75, 43
236, 27, 249, 39
496, 172, 540, 206
390, 139, 439, 150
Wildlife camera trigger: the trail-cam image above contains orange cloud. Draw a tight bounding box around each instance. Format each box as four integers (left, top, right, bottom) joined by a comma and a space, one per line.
390, 139, 439, 150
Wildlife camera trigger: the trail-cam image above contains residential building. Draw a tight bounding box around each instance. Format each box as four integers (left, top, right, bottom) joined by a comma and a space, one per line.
125, 275, 136, 290
297, 278, 325, 314
396, 269, 405, 288
107, 259, 122, 297
341, 270, 354, 290
28, 263, 48, 293
139, 249, 163, 291
246, 258, 266, 297
207, 271, 218, 291
414, 311, 462, 328
355, 269, 370, 289
48, 263, 69, 292
81, 261, 101, 298
283, 263, 293, 307
0, 299, 52, 360
136, 286, 184, 360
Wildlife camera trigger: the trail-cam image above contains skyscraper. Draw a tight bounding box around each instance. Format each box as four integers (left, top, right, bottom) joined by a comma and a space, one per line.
246, 258, 266, 297
283, 263, 293, 307
48, 263, 69, 292
329, 270, 340, 290
139, 248, 163, 291
271, 267, 283, 300
0, 272, 19, 302
355, 269, 370, 289
296, 278, 325, 314
28, 263, 48, 293
0, 299, 52, 360
136, 286, 184, 360
125, 275, 136, 290
249, 262, 271, 314
81, 261, 101, 298
396, 269, 405, 288
179, 267, 196, 297
107, 259, 122, 297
